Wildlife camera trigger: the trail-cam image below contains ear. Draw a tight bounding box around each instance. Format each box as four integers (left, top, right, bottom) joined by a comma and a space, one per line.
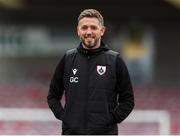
77, 26, 80, 36
100, 26, 106, 36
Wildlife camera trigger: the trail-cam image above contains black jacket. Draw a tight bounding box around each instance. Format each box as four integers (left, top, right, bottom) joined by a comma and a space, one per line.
47, 42, 134, 135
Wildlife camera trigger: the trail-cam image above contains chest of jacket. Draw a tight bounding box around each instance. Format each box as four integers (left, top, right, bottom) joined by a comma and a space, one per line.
63, 51, 117, 98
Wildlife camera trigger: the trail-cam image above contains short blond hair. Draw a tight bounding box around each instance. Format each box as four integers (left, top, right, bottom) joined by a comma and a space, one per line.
78, 9, 104, 26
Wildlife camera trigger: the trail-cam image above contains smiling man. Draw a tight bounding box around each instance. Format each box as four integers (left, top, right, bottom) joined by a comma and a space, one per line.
47, 9, 135, 135
77, 12, 105, 49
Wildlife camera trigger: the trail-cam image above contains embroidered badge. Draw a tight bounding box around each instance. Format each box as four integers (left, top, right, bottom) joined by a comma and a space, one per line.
97, 65, 106, 75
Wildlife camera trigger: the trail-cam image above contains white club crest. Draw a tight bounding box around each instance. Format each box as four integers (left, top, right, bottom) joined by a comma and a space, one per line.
97, 65, 106, 75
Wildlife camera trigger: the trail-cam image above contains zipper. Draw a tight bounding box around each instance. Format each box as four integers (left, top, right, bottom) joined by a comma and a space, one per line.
87, 55, 90, 60
85, 55, 91, 133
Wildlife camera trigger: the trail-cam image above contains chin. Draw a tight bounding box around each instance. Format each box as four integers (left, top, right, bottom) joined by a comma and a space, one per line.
84, 44, 94, 49
84, 42, 93, 47
86, 45, 94, 49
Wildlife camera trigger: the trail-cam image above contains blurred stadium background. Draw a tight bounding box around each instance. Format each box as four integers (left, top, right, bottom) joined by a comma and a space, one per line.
0, 0, 180, 135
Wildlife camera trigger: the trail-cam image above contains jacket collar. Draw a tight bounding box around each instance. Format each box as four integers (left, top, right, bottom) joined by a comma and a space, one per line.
77, 41, 109, 56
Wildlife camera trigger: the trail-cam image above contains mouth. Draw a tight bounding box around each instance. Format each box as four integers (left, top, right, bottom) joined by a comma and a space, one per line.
86, 37, 93, 40
85, 36, 95, 40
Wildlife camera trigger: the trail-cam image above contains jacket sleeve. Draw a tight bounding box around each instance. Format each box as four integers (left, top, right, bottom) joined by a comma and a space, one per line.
112, 54, 135, 123
47, 54, 66, 120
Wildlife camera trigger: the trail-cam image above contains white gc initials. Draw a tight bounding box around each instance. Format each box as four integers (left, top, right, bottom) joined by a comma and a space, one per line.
70, 77, 78, 83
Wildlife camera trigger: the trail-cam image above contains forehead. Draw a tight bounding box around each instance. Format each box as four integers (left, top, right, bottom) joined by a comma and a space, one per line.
78, 17, 101, 26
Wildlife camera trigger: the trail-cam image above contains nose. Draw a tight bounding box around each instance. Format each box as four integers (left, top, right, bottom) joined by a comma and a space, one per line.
86, 27, 92, 35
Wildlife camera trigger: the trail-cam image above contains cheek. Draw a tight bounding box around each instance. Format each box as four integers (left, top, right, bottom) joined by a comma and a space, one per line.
78, 29, 83, 36
95, 32, 102, 37
78, 30, 85, 36
78, 32, 84, 37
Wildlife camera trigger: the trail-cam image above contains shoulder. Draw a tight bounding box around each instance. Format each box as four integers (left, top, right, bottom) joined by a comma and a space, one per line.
105, 50, 126, 67
65, 48, 77, 56
105, 50, 119, 56
105, 50, 122, 62
63, 48, 78, 64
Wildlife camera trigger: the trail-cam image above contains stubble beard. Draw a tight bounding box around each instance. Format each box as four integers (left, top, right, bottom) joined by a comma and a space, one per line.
81, 37, 100, 49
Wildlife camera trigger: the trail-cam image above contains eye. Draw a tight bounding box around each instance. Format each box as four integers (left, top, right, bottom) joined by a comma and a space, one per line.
81, 26, 88, 30
91, 26, 98, 30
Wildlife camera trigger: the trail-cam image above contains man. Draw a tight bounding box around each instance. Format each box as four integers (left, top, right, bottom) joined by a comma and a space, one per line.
47, 9, 134, 135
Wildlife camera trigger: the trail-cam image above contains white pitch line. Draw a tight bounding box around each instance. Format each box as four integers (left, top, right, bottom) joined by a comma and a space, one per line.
0, 108, 170, 135
0, 108, 57, 122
